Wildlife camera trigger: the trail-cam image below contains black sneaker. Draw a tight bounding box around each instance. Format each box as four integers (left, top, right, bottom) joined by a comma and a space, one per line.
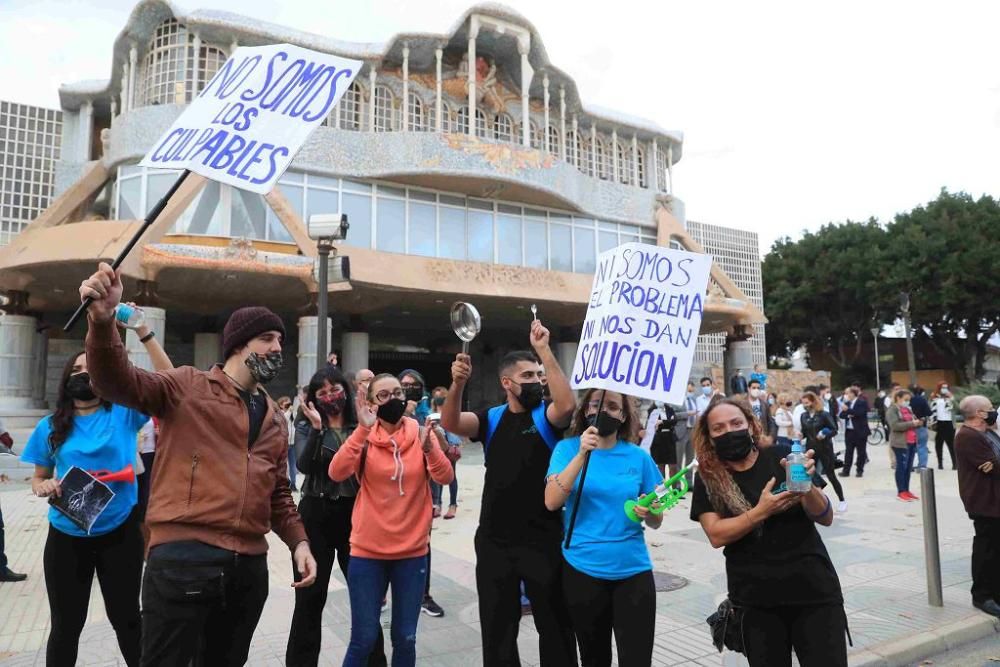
421, 596, 444, 617
0, 568, 27, 582
973, 599, 1000, 617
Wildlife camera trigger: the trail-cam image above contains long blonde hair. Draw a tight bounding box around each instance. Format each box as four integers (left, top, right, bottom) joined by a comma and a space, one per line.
692, 397, 764, 517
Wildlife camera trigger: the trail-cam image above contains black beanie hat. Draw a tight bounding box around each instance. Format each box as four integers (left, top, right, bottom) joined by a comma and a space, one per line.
222, 307, 286, 359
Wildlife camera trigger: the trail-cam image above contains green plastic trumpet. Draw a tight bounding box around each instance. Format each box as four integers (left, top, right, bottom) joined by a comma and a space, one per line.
624, 459, 698, 523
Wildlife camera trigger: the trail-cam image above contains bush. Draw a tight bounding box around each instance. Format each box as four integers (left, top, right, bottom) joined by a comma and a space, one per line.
951, 383, 1000, 412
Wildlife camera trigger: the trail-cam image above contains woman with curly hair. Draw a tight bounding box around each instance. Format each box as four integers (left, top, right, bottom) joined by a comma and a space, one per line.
689, 397, 847, 667
545, 388, 662, 667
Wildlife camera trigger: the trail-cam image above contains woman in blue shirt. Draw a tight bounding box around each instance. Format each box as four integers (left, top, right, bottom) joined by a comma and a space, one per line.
545, 388, 663, 667
21, 350, 152, 667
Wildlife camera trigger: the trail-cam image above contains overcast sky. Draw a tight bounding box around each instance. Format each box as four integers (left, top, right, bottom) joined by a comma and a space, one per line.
2, 0, 998, 256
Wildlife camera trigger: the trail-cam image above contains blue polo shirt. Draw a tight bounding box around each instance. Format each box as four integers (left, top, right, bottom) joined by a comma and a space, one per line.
547, 437, 662, 580
22, 405, 148, 536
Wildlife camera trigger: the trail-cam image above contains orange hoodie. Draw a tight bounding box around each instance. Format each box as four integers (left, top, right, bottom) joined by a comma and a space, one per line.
329, 417, 454, 559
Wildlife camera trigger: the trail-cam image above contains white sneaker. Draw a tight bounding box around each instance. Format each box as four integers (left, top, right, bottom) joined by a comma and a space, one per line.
837, 501, 848, 513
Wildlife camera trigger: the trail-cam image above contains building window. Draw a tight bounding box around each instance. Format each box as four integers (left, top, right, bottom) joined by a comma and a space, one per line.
616, 140, 633, 185
433, 102, 452, 132
407, 92, 427, 131
529, 120, 541, 149
595, 137, 611, 180
494, 113, 515, 143
636, 146, 646, 188
455, 106, 469, 135
373, 85, 395, 132
138, 19, 188, 107
566, 130, 579, 167
547, 125, 560, 157
338, 82, 363, 130
197, 45, 226, 96
578, 135, 593, 176
475, 109, 489, 139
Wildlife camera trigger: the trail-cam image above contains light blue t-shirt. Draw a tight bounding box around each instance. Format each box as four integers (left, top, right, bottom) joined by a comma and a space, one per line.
22, 405, 148, 537
547, 437, 662, 580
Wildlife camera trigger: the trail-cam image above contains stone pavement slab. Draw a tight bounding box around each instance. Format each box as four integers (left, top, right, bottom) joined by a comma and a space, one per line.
0, 439, 995, 666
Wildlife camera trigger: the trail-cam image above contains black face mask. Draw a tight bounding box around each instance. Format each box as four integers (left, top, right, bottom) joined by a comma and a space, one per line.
403, 387, 423, 403
377, 398, 407, 425
986, 410, 998, 427
586, 411, 623, 438
245, 351, 283, 384
512, 381, 544, 410
66, 372, 97, 401
712, 429, 755, 462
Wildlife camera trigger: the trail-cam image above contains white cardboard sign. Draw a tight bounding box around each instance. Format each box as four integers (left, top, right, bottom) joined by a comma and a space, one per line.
570, 242, 712, 405
140, 44, 362, 194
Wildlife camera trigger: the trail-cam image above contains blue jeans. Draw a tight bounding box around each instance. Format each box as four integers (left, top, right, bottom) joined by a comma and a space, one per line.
287, 444, 297, 490
344, 555, 427, 667
915, 427, 929, 468
776, 436, 792, 447
894, 445, 916, 494
430, 461, 458, 507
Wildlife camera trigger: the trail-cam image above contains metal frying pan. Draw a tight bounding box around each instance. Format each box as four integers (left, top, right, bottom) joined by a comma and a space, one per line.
450, 301, 482, 354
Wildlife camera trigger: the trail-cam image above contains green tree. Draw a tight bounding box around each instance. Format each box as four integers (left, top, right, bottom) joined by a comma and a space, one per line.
762, 219, 889, 368
882, 190, 1000, 382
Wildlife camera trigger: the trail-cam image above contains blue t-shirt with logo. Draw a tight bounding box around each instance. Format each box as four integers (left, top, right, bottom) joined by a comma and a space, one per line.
547, 436, 662, 580
21, 405, 148, 537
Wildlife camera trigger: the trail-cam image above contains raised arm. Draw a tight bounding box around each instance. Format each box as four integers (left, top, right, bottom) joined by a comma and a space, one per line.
440, 353, 481, 438
531, 320, 575, 428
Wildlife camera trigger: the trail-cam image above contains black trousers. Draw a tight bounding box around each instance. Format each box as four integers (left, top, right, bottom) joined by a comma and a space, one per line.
935, 421, 956, 469
971, 515, 1000, 605
286, 495, 386, 667
562, 562, 655, 667
43, 508, 143, 667
742, 603, 848, 667
136, 452, 156, 521
140, 543, 269, 667
475, 531, 578, 667
813, 443, 845, 502
842, 430, 868, 476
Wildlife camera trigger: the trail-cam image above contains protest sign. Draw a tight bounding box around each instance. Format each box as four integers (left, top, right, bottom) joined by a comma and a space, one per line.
570, 242, 712, 405
140, 44, 362, 194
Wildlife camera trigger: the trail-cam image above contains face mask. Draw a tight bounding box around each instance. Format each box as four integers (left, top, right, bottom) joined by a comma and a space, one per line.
767, 397, 775, 406
317, 392, 346, 416
245, 351, 283, 384
586, 411, 623, 438
66, 372, 97, 401
712, 429, 755, 462
687, 390, 696, 399
432, 397, 446, 409
902, 401, 911, 409
403, 387, 423, 403
701, 386, 712, 396
511, 381, 544, 410
941, 388, 950, 396
823, 393, 832, 401
749, 388, 761, 399
376, 397, 407, 424
985, 410, 998, 426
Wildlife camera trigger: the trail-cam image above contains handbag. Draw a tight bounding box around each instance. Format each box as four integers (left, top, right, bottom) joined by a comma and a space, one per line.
706, 598, 745, 654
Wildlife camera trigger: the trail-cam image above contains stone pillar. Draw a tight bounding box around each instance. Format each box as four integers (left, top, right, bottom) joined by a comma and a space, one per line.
402, 44, 410, 132
110, 99, 117, 126
667, 143, 674, 194
650, 138, 659, 192
559, 86, 566, 160
194, 333, 221, 370
191, 34, 202, 97
467, 17, 479, 137
555, 341, 578, 382
542, 73, 550, 152
724, 337, 754, 394
128, 44, 137, 109
368, 67, 377, 132
571, 114, 579, 167
125, 307, 166, 371
341, 332, 370, 377
590, 124, 598, 176
435, 47, 443, 132
78, 101, 93, 161
611, 128, 619, 181
32, 327, 49, 407
519, 37, 531, 147
297, 316, 331, 390
121, 63, 129, 113
632, 134, 639, 186
0, 315, 40, 408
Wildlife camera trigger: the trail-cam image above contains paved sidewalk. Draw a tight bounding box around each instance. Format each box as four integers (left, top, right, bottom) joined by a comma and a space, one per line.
0, 441, 996, 666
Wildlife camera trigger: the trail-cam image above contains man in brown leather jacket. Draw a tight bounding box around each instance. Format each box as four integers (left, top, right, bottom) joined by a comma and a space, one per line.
80, 262, 316, 666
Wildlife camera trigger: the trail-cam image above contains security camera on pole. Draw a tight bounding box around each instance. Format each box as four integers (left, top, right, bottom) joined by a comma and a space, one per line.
308, 214, 349, 373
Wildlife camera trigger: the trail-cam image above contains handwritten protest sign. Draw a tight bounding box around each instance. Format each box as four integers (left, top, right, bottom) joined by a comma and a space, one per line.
140, 44, 362, 194
570, 242, 712, 405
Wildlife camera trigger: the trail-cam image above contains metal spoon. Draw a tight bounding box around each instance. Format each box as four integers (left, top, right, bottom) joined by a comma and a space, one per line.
530, 304, 538, 320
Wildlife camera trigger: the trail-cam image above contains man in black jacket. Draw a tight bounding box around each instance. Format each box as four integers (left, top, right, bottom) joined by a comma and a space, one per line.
839, 386, 871, 478
730, 369, 749, 396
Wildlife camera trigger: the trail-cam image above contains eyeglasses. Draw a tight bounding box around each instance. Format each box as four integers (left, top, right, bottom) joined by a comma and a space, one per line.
373, 388, 406, 403
586, 400, 623, 417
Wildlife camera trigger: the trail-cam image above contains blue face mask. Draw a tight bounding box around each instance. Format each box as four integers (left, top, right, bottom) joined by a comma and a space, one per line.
701, 386, 712, 396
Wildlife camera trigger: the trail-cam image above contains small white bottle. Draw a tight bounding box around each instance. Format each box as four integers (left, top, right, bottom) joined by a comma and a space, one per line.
114, 303, 146, 330
787, 439, 812, 493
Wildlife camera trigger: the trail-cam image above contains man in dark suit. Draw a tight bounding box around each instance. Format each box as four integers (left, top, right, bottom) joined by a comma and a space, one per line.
839, 386, 871, 477
730, 369, 749, 396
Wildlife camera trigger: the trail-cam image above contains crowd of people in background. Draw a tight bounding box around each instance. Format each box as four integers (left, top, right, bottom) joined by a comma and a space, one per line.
0, 261, 996, 667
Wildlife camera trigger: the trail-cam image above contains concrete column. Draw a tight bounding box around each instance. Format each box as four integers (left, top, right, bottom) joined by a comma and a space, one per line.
467, 18, 479, 136
78, 101, 93, 161
571, 114, 579, 167
191, 34, 202, 97
341, 332, 370, 377
230, 39, 238, 55
368, 67, 377, 132
559, 86, 566, 160
555, 341, 578, 381
297, 316, 332, 390
194, 333, 221, 370
110, 99, 117, 126
0, 315, 40, 408
667, 143, 674, 194
519, 37, 531, 147
650, 138, 659, 191
435, 47, 443, 132
632, 134, 639, 186
32, 327, 49, 407
121, 63, 129, 112
125, 307, 165, 371
724, 338, 754, 394
590, 124, 598, 177
611, 128, 619, 181
128, 44, 137, 109
542, 73, 550, 152
402, 44, 410, 132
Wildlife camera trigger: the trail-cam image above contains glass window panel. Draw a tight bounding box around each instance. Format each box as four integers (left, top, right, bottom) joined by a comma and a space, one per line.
498, 203, 521, 215
231, 188, 267, 239
439, 207, 466, 260
409, 189, 435, 202
549, 224, 572, 272
408, 201, 436, 257
341, 192, 372, 248
309, 173, 338, 190
467, 208, 493, 263
439, 194, 465, 207
147, 172, 176, 214
599, 221, 617, 232
572, 216, 595, 228
266, 209, 293, 242
280, 169, 304, 184
573, 226, 596, 274
468, 198, 492, 211
184, 181, 223, 235
378, 185, 406, 198
599, 230, 618, 253
376, 197, 405, 253
342, 179, 372, 194
620, 224, 639, 236
305, 188, 338, 228
497, 214, 522, 266
117, 177, 141, 221
281, 185, 304, 221
550, 212, 571, 225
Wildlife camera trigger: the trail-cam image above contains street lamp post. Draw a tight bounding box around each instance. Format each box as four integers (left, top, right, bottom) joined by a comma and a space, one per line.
870, 326, 881, 392
308, 214, 349, 373
900, 292, 918, 388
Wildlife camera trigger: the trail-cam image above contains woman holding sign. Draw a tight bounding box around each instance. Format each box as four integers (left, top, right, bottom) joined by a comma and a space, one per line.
544, 388, 662, 667
20, 339, 171, 666
689, 398, 847, 666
